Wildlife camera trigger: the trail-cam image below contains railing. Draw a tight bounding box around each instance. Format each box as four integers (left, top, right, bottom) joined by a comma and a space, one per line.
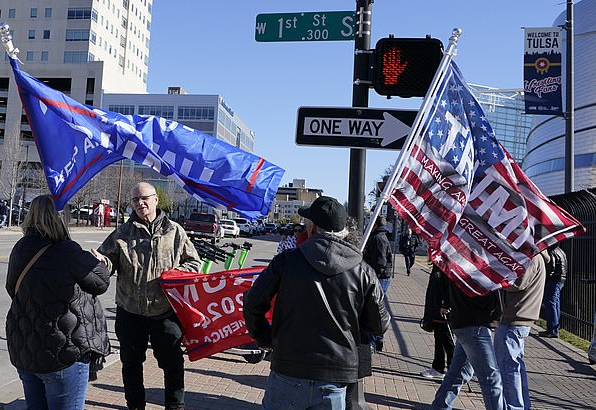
549, 189, 596, 341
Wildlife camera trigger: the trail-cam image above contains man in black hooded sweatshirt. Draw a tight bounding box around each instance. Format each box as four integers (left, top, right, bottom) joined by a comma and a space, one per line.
244, 196, 389, 410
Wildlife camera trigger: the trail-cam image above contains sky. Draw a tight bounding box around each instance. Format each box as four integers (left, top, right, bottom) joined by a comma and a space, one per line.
146, 0, 565, 206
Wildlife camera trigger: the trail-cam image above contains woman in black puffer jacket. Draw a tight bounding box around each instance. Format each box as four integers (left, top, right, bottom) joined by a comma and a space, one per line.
5, 195, 110, 410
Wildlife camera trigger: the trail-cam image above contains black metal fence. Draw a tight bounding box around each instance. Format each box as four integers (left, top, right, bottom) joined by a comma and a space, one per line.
549, 188, 596, 341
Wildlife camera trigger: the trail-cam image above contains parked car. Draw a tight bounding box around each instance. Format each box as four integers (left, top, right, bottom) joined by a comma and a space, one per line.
220, 219, 240, 238
71, 205, 94, 221
183, 212, 221, 244
233, 217, 255, 237
264, 223, 277, 233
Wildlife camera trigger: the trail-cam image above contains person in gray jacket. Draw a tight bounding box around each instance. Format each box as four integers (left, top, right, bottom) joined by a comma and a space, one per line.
94, 182, 202, 410
243, 196, 390, 410
494, 252, 547, 410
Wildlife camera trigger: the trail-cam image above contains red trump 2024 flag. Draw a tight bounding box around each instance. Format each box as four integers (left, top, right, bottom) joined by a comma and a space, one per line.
390, 61, 584, 296
160, 267, 270, 361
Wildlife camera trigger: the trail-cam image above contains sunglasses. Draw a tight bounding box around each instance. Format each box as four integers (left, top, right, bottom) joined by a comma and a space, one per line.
132, 194, 156, 203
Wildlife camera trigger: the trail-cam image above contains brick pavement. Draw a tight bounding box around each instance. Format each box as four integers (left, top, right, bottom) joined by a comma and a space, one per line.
2, 256, 595, 410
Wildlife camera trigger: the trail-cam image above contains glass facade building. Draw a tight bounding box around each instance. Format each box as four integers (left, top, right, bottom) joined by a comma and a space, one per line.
469, 85, 533, 164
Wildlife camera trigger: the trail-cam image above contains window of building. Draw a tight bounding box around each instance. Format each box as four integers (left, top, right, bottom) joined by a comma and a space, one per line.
138, 105, 174, 119
8, 9, 16, 18
43, 30, 50, 39
90, 30, 97, 44
92, 8, 98, 22
66, 29, 91, 41
67, 8, 91, 19
45, 8, 52, 18
30, 8, 37, 18
108, 104, 134, 115
64, 51, 93, 64
28, 30, 35, 39
118, 55, 124, 66
26, 51, 34, 61
121, 17, 127, 29
41, 51, 48, 61
178, 106, 215, 121
120, 36, 126, 47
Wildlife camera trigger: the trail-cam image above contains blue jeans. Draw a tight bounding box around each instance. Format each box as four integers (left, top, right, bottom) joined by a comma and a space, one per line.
543, 281, 564, 335
494, 325, 531, 410
430, 326, 504, 410
18, 359, 90, 410
263, 371, 347, 410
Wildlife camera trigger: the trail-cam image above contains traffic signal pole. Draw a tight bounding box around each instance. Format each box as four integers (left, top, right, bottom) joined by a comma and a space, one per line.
348, 0, 372, 231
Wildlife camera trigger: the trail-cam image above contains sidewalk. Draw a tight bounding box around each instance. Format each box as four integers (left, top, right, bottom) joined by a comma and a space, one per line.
2, 257, 595, 410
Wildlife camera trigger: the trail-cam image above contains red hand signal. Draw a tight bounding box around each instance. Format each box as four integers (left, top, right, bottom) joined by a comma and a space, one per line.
382, 47, 408, 85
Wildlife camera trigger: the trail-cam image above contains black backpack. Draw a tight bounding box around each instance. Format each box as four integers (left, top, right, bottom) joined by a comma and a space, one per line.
547, 247, 567, 282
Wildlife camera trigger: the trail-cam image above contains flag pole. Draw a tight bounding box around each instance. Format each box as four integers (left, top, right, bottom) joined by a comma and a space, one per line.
359, 28, 463, 251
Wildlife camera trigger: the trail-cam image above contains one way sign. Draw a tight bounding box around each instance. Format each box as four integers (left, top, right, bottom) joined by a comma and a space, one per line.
296, 107, 417, 150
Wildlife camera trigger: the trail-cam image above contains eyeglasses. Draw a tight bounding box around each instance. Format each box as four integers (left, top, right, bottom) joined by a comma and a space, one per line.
132, 194, 156, 203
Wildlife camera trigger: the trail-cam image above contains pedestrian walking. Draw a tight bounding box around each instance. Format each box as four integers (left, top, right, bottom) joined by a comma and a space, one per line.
5, 194, 110, 410
420, 265, 454, 380
0, 200, 8, 227
540, 244, 567, 338
399, 228, 419, 275
244, 195, 390, 410
494, 252, 547, 410
429, 279, 504, 410
363, 216, 393, 352
93, 182, 202, 410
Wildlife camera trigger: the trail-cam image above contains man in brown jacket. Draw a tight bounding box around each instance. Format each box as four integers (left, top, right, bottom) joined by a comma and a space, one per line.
94, 182, 202, 410
494, 252, 547, 410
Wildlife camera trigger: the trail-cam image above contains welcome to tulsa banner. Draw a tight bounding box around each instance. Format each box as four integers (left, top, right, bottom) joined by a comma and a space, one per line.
160, 267, 272, 361
523, 27, 563, 115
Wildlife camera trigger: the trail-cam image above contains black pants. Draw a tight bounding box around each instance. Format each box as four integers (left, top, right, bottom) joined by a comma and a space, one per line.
432, 322, 454, 373
404, 253, 415, 273
115, 307, 185, 410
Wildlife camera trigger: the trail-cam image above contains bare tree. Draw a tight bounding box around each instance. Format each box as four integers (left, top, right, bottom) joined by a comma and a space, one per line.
0, 123, 29, 227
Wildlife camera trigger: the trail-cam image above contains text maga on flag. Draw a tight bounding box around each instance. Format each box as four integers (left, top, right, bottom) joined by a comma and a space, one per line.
390, 61, 584, 296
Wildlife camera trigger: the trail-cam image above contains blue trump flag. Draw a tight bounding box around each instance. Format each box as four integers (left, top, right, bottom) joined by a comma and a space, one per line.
9, 58, 284, 219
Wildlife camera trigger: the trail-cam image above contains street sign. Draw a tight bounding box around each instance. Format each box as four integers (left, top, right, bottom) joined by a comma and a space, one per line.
296, 107, 417, 150
255, 11, 356, 42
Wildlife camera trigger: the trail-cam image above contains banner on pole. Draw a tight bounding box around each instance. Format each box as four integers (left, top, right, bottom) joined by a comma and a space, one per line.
523, 27, 563, 115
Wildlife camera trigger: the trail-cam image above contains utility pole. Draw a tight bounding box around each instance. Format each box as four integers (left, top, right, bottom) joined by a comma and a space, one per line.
564, 0, 574, 193
347, 3, 373, 408
348, 0, 372, 231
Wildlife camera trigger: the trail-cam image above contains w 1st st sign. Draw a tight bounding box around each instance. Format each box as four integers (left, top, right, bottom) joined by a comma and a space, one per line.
296, 107, 417, 150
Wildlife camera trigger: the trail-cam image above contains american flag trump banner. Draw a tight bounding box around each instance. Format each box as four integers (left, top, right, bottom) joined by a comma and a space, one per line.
9, 58, 284, 219
390, 61, 584, 296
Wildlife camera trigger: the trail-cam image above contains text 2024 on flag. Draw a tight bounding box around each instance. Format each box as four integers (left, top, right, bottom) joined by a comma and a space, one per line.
390, 61, 583, 296
160, 267, 272, 361
9, 58, 284, 219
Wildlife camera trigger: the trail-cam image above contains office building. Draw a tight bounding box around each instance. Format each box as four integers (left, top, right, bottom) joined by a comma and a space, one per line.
102, 89, 255, 152
523, 0, 596, 194
0, 0, 152, 198
469, 85, 533, 164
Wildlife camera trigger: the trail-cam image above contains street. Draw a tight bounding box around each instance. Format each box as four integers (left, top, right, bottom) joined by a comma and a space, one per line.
0, 226, 280, 402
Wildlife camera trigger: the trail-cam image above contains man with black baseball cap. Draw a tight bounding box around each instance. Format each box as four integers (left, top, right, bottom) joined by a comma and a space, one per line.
244, 195, 389, 410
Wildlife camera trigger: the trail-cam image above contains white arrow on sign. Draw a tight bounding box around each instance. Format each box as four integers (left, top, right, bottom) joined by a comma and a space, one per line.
302, 112, 411, 147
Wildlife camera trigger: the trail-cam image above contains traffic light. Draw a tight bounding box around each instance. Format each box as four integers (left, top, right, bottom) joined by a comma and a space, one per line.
373, 37, 443, 98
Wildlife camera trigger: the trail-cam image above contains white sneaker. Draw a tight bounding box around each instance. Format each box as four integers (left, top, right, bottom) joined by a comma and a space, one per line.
420, 368, 445, 379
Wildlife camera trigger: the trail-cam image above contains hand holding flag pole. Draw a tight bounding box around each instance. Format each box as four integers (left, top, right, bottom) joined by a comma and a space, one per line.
359, 28, 463, 251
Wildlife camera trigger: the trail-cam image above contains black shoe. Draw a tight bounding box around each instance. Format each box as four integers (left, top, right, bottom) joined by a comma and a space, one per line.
375, 341, 384, 352
538, 331, 558, 338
